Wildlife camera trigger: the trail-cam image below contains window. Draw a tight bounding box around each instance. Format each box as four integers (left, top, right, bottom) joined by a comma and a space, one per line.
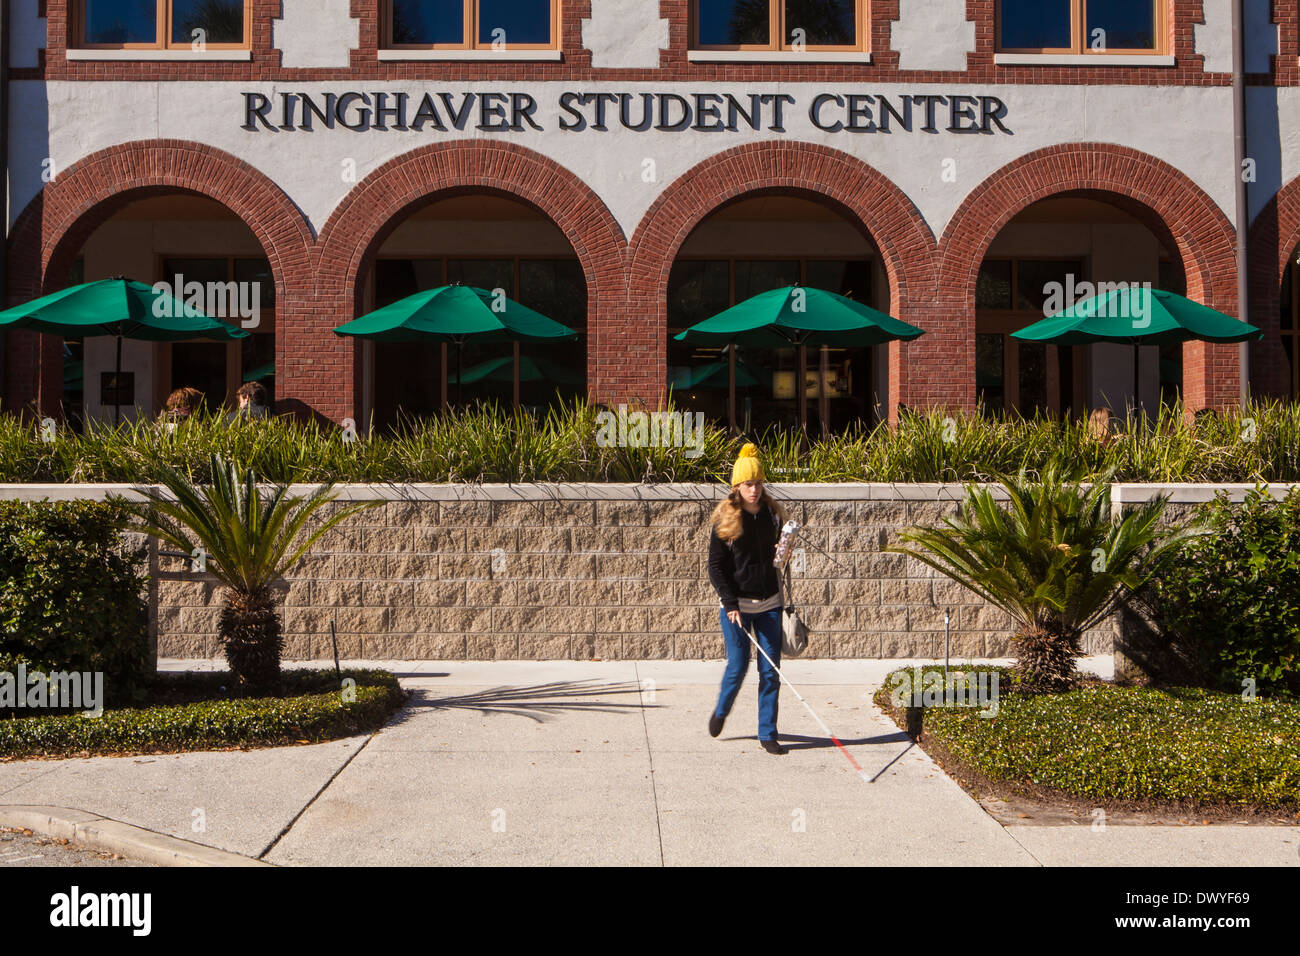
693, 0, 865, 51
76, 0, 249, 48
161, 256, 274, 409
386, 0, 557, 49
667, 257, 876, 432
976, 258, 1085, 417
371, 256, 586, 422
997, 0, 1163, 54
1282, 260, 1300, 400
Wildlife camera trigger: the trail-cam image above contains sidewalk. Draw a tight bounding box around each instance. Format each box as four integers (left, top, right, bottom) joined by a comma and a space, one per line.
1, 658, 1296, 866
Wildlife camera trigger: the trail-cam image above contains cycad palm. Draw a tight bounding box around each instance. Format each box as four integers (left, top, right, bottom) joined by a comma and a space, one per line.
888, 467, 1202, 690
115, 454, 381, 690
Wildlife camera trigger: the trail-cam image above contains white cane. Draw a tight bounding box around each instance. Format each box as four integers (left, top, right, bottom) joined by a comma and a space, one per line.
739, 615, 870, 783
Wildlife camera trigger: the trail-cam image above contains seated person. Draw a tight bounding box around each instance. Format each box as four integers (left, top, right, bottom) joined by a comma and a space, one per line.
233, 381, 269, 419
158, 387, 204, 425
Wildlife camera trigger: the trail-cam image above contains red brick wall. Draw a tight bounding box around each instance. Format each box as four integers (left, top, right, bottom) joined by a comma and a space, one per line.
311, 140, 626, 421
1248, 178, 1300, 399
5, 135, 1273, 421
4, 141, 315, 418
935, 143, 1241, 415
625, 140, 937, 412
18, 0, 1260, 85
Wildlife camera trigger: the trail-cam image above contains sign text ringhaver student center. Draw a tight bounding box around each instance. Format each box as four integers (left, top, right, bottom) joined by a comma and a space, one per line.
241, 91, 1013, 136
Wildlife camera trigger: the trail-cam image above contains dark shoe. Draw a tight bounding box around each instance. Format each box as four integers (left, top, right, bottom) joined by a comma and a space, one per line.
760, 739, 787, 755
708, 713, 725, 738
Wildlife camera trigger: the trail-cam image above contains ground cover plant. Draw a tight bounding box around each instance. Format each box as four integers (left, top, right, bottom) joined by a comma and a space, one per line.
1, 398, 1297, 484
0, 668, 405, 760
873, 665, 1299, 812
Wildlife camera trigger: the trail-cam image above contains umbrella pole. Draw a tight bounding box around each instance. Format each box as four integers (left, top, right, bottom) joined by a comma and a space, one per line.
797, 344, 808, 437
819, 345, 829, 440
1133, 342, 1141, 424
513, 342, 521, 409
440, 343, 448, 412
114, 334, 122, 426
457, 343, 463, 407
728, 345, 736, 433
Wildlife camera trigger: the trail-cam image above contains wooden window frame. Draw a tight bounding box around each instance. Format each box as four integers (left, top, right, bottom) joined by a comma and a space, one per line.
74, 0, 252, 50
691, 0, 868, 53
382, 0, 560, 51
995, 0, 1167, 56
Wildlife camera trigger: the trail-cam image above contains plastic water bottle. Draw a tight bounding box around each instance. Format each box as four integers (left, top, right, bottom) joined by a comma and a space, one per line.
773, 520, 800, 568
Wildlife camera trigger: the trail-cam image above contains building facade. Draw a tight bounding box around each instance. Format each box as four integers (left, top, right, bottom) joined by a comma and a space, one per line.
5, 0, 1300, 428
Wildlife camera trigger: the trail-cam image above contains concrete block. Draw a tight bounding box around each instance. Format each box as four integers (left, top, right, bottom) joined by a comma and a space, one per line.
491, 501, 547, 527
546, 554, 596, 580
493, 606, 544, 632
857, 605, 909, 631
411, 527, 466, 553
414, 581, 466, 607
386, 554, 440, 580
363, 581, 414, 607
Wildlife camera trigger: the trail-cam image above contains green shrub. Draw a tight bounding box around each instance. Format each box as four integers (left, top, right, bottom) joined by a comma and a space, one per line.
1, 397, 1298, 484
0, 500, 149, 707
887, 466, 1202, 691
873, 668, 1300, 809
1152, 486, 1300, 698
0, 668, 405, 759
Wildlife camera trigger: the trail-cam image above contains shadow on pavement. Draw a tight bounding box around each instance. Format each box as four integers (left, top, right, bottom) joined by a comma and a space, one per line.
391, 680, 657, 724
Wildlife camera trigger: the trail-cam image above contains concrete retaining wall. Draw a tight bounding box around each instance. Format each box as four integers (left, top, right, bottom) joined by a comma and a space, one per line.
1, 483, 1292, 661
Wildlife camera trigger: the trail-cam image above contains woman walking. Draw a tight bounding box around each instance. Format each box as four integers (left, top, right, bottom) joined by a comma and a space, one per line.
707, 443, 788, 755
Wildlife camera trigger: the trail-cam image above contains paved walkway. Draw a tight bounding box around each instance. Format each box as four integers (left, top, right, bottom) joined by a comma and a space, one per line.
2, 658, 1296, 866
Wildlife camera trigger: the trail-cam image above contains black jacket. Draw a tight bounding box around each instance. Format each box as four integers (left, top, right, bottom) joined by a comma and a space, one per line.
708, 503, 781, 613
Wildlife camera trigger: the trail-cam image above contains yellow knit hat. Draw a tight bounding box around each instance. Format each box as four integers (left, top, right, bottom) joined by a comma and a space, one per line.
730, 443, 765, 487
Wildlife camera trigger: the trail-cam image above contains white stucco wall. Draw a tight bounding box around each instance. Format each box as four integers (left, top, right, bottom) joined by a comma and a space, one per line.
582, 0, 670, 69
272, 0, 360, 69
893, 0, 974, 72
1195, 0, 1236, 73
1197, 0, 1278, 73
11, 81, 1242, 246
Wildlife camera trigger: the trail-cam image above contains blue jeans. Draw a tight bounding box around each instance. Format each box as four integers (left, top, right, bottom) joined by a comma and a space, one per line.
714, 606, 782, 741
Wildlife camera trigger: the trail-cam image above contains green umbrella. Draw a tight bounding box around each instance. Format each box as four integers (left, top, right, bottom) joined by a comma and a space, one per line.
1012, 287, 1261, 414
457, 354, 583, 386
334, 284, 578, 407
243, 363, 275, 383
0, 277, 250, 423
673, 285, 924, 348
674, 285, 924, 433
669, 359, 770, 391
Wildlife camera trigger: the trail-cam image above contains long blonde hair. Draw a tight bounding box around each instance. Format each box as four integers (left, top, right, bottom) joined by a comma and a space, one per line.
711, 488, 786, 542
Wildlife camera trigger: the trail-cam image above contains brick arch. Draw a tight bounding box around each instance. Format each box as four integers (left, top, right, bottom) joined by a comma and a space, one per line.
935, 143, 1240, 414
626, 141, 938, 416
5, 139, 315, 416
1247, 177, 1300, 398
312, 140, 626, 421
